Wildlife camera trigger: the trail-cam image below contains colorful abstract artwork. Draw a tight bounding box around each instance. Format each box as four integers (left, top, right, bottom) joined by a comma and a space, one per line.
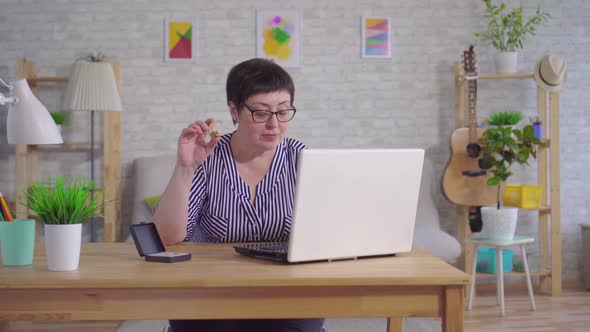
361, 16, 391, 58
257, 10, 301, 67
165, 18, 195, 62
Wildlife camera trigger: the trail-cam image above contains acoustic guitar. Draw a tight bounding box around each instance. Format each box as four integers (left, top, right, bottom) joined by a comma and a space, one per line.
442, 46, 497, 207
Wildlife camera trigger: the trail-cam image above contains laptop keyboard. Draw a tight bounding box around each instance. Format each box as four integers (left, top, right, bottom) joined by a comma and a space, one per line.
238, 242, 289, 253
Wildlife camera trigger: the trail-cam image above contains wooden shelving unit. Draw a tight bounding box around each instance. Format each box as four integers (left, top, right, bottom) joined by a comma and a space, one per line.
14, 58, 122, 242
478, 73, 534, 80
453, 63, 561, 296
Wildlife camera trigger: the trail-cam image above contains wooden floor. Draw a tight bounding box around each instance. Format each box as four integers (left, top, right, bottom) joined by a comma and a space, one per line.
465, 288, 590, 332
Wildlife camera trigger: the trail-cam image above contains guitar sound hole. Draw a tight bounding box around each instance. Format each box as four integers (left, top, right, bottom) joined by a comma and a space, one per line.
466, 143, 481, 158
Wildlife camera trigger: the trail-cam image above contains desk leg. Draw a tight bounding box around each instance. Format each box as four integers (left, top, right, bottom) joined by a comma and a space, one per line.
386, 317, 403, 332
443, 286, 464, 332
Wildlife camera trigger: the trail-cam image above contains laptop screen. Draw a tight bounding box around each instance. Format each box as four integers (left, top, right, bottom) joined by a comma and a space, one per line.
286, 149, 424, 263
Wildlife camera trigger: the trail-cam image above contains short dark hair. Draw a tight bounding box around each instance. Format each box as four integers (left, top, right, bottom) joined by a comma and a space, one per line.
226, 58, 295, 110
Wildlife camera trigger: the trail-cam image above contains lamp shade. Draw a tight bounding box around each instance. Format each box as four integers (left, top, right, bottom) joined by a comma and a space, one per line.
63, 60, 122, 112
7, 79, 64, 144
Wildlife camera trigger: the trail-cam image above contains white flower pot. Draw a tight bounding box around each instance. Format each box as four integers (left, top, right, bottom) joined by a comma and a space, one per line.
55, 124, 62, 135
495, 52, 518, 74
44, 223, 82, 271
479, 206, 518, 240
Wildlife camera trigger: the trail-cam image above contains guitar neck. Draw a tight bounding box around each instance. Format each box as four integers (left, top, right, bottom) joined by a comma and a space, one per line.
467, 78, 478, 142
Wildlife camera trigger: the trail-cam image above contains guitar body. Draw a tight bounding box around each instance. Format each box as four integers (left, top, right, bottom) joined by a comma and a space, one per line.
442, 127, 498, 206
442, 45, 500, 207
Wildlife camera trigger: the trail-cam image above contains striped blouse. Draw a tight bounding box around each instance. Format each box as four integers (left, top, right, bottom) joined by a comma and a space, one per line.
185, 133, 306, 243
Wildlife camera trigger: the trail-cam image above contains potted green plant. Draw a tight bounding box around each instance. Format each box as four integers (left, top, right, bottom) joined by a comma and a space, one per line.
20, 175, 109, 271
49, 111, 70, 134
479, 111, 541, 240
474, 0, 551, 74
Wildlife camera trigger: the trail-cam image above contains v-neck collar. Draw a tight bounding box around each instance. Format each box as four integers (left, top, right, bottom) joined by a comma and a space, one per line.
257, 140, 286, 196
221, 133, 287, 200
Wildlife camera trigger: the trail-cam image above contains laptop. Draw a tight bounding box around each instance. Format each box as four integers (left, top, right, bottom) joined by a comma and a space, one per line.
234, 148, 424, 263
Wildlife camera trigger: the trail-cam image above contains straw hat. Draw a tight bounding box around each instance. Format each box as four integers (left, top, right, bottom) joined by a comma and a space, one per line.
533, 54, 567, 92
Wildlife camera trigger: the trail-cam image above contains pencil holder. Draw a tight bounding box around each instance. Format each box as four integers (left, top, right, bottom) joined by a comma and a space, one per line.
533, 123, 542, 140
0, 219, 35, 266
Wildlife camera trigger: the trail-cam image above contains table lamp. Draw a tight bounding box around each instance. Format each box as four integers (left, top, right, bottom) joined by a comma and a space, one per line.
1, 78, 63, 144
62, 58, 122, 241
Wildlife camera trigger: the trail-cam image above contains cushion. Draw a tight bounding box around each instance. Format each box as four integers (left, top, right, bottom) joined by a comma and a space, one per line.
412, 154, 461, 263
413, 225, 461, 263
144, 195, 160, 210
126, 154, 176, 242
415, 155, 441, 230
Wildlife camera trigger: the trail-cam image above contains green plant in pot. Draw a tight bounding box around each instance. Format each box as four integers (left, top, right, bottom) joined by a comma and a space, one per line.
20, 175, 109, 271
474, 0, 551, 74
478, 111, 541, 240
50, 111, 70, 134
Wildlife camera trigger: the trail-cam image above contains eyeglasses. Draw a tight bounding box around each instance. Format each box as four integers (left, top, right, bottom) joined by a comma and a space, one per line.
243, 103, 297, 123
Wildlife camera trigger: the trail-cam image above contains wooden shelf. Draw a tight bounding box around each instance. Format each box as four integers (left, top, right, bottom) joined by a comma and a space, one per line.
63, 141, 103, 146
516, 205, 550, 214
478, 73, 534, 80
27, 214, 106, 220
35, 141, 104, 151
26, 76, 68, 83
477, 268, 551, 278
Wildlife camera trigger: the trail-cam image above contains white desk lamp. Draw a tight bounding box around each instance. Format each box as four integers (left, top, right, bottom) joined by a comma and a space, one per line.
1, 78, 63, 144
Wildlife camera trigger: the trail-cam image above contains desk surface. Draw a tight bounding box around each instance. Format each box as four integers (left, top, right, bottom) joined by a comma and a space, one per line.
0, 243, 469, 289
0, 243, 469, 331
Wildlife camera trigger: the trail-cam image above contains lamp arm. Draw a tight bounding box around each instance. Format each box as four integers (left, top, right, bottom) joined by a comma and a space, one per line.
0, 78, 18, 105
0, 94, 18, 106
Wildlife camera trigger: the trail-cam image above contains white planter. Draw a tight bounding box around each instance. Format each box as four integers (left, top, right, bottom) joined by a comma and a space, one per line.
479, 206, 518, 240
495, 52, 518, 74
55, 124, 62, 135
44, 223, 82, 271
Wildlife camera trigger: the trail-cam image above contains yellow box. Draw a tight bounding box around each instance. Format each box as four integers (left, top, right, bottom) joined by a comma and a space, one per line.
503, 184, 542, 208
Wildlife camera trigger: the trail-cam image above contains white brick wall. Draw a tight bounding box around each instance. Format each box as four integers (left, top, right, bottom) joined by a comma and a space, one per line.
0, 0, 588, 281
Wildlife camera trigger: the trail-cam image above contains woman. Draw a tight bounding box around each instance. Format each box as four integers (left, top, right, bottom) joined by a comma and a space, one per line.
153, 58, 324, 332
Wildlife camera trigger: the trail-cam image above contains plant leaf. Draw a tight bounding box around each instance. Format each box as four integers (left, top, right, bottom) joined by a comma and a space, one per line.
487, 177, 501, 186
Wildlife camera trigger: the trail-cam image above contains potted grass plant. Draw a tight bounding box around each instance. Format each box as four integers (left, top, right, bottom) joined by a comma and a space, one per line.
478, 111, 540, 240
474, 0, 551, 74
20, 175, 109, 271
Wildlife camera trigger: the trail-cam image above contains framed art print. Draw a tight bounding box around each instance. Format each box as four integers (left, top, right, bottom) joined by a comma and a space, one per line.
361, 16, 391, 58
256, 9, 301, 67
165, 18, 196, 62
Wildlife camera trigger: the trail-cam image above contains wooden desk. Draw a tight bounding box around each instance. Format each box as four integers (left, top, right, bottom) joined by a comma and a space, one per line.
0, 243, 469, 332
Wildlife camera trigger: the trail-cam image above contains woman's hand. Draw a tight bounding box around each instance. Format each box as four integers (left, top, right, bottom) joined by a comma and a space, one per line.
177, 118, 221, 170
